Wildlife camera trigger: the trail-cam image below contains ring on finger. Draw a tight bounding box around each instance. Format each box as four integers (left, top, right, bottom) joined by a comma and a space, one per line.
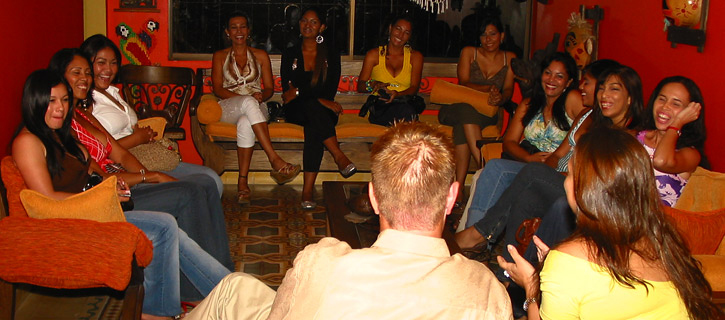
503, 270, 510, 278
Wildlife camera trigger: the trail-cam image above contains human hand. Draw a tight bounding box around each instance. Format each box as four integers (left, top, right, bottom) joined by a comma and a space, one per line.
319, 99, 343, 115
497, 244, 540, 293
116, 178, 131, 202
282, 81, 298, 104
381, 89, 398, 103
488, 86, 503, 106
671, 101, 701, 129
134, 124, 157, 143
527, 152, 551, 163
252, 92, 264, 103
531, 235, 550, 263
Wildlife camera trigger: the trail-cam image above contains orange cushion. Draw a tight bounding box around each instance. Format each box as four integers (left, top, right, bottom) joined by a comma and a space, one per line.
430, 79, 497, 117
662, 206, 725, 255
197, 95, 222, 124
0, 216, 153, 290
20, 176, 125, 223
1, 156, 28, 217
693, 255, 725, 291
136, 117, 167, 141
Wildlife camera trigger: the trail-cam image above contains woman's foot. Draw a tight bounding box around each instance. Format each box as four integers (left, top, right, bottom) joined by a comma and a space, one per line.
455, 226, 487, 250
238, 176, 251, 205
334, 154, 357, 178
269, 157, 301, 185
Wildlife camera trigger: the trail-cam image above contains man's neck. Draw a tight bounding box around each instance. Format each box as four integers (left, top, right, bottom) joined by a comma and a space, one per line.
379, 219, 444, 239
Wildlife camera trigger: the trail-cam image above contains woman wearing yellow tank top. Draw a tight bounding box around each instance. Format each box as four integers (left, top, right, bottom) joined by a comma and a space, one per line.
357, 14, 424, 126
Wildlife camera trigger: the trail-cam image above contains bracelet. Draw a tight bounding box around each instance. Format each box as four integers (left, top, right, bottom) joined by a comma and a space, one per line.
523, 297, 539, 311
365, 80, 374, 93
140, 169, 146, 183
667, 126, 681, 136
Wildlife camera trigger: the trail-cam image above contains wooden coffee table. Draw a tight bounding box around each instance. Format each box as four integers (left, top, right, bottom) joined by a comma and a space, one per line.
323, 181, 461, 254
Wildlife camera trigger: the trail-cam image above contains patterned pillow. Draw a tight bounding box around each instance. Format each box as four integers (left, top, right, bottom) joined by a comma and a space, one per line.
663, 206, 725, 255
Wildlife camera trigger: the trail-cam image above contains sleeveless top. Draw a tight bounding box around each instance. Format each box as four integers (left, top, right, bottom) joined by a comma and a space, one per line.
223, 48, 262, 96
50, 145, 89, 193
71, 110, 115, 172
556, 109, 593, 172
370, 46, 412, 92
469, 49, 508, 91
636, 131, 688, 207
523, 111, 573, 153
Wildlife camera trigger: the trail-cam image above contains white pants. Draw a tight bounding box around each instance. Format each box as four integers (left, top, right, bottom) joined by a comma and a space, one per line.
185, 273, 276, 320
219, 95, 268, 148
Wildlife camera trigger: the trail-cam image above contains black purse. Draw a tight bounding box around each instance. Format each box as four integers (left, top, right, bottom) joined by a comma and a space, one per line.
84, 172, 135, 211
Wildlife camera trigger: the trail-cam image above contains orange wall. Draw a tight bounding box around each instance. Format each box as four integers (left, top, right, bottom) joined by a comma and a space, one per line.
533, 0, 724, 172
0, 1, 84, 156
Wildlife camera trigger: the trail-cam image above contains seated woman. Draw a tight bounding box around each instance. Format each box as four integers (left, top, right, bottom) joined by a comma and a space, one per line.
80, 35, 225, 197
12, 69, 230, 320
499, 127, 721, 320
438, 15, 516, 204
461, 59, 620, 229
49, 49, 234, 300
456, 65, 645, 260
211, 12, 300, 204
281, 7, 356, 209
356, 14, 424, 126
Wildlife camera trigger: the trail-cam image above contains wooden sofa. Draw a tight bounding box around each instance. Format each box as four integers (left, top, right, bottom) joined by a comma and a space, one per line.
189, 65, 503, 175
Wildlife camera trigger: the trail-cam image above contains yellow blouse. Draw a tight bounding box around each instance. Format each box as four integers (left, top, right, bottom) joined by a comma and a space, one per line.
539, 250, 689, 320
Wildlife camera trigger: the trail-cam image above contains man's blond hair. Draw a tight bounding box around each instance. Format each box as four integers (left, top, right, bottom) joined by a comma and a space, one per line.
370, 121, 455, 231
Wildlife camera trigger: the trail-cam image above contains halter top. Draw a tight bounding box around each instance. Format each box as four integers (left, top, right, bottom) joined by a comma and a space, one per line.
556, 109, 593, 172
469, 49, 508, 91
223, 48, 262, 95
72, 110, 114, 171
636, 131, 688, 207
523, 111, 573, 153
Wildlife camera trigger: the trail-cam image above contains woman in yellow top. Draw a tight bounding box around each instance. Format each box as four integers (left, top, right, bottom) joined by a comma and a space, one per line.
498, 127, 721, 320
357, 15, 424, 126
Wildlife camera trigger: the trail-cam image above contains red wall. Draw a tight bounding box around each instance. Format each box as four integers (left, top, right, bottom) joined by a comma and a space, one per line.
533, 0, 724, 172
0, 1, 84, 157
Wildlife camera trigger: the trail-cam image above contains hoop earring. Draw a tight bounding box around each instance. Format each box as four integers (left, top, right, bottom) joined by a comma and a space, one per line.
316, 34, 324, 44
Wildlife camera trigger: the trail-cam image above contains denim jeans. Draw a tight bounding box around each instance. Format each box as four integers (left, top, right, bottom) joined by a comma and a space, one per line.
125, 211, 231, 317
165, 162, 223, 199
465, 159, 526, 228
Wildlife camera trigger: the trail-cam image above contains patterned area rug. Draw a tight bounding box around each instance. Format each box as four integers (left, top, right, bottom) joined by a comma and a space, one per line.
222, 184, 328, 289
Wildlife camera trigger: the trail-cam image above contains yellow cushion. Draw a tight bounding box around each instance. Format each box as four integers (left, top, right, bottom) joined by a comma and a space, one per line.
136, 116, 167, 141
430, 79, 497, 117
20, 176, 126, 223
197, 95, 222, 124
674, 167, 725, 212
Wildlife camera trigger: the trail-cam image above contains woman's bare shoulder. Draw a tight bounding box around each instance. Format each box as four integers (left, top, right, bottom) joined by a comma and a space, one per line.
250, 47, 270, 61
556, 238, 590, 261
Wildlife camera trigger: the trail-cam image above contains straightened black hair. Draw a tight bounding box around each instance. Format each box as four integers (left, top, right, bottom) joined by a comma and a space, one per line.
80, 34, 122, 84
18, 69, 87, 177
522, 52, 579, 131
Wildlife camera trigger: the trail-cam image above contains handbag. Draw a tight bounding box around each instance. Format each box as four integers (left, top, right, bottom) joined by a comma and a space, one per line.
128, 138, 181, 172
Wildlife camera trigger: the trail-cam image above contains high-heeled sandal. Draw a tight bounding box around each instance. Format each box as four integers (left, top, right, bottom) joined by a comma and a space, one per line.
270, 163, 301, 185
237, 175, 251, 205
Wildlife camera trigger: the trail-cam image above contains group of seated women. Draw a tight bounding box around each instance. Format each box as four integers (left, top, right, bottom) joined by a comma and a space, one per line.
448, 41, 721, 317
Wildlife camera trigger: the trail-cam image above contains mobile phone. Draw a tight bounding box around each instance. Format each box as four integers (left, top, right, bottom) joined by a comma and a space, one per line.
121, 189, 132, 198
377, 89, 390, 99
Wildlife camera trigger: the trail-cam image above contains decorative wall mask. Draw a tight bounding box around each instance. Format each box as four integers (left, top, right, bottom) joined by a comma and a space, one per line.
116, 19, 160, 65
565, 12, 594, 70
663, 0, 702, 28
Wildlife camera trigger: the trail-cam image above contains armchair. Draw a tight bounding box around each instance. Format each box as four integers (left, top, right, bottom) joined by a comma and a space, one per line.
0, 156, 153, 319
118, 65, 196, 141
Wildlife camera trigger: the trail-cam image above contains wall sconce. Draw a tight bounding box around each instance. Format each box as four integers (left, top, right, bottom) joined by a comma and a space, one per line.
664, 0, 709, 52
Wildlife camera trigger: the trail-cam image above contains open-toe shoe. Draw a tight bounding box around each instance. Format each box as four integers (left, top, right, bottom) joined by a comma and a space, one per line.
270, 163, 301, 185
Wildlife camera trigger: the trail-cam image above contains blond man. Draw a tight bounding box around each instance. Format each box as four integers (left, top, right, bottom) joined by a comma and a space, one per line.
187, 122, 511, 320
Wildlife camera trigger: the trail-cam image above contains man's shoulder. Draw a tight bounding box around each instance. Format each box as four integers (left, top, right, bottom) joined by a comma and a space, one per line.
295, 237, 354, 263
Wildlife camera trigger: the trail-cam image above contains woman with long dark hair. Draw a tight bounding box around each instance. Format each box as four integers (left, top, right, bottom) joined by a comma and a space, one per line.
12, 69, 230, 320
499, 127, 722, 319
280, 7, 355, 209
81, 35, 226, 197
357, 14, 424, 125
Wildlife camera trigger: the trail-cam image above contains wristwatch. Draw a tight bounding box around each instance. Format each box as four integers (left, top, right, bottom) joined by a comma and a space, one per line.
523, 297, 539, 311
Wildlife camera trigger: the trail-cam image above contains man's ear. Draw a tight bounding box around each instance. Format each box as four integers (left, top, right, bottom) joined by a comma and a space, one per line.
444, 181, 459, 216
368, 182, 380, 216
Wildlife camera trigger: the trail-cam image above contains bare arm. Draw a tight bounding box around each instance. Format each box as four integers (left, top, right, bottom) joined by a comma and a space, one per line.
564, 89, 585, 121
116, 124, 155, 149
503, 99, 550, 162
500, 51, 517, 103
255, 48, 275, 102
356, 48, 379, 93
651, 102, 702, 174
544, 109, 592, 168
12, 132, 75, 200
